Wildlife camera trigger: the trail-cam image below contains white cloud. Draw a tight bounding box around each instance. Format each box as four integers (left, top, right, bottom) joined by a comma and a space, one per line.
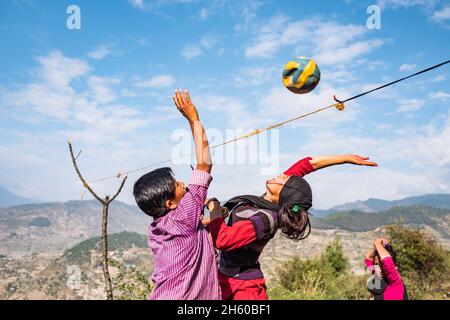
37, 51, 90, 87
128, 0, 197, 13
181, 35, 219, 59
315, 38, 384, 66
196, 94, 268, 129
258, 83, 358, 126
88, 76, 120, 104
377, 0, 439, 9
134, 75, 175, 88
396, 98, 425, 112
4, 51, 89, 119
429, 91, 450, 101
431, 5, 450, 21
3, 51, 149, 143
7, 83, 76, 120
129, 0, 145, 10
199, 35, 218, 49
0, 51, 169, 202
288, 111, 450, 208
244, 15, 302, 58
233, 66, 279, 87
244, 17, 384, 65
88, 45, 113, 60
433, 74, 446, 82
181, 45, 204, 59
399, 63, 417, 72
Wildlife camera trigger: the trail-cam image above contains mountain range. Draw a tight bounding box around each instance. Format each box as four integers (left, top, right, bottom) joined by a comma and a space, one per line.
0, 185, 449, 257
311, 194, 450, 217
0, 199, 150, 257
0, 185, 36, 208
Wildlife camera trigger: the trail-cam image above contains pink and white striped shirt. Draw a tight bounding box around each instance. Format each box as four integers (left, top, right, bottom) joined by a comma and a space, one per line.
148, 170, 221, 300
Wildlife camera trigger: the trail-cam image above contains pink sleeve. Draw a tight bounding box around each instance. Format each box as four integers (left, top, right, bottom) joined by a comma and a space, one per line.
381, 256, 401, 284
365, 258, 374, 268
284, 157, 315, 177
173, 170, 212, 228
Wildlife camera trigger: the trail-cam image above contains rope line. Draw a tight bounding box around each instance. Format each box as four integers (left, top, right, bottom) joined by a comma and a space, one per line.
88, 59, 450, 184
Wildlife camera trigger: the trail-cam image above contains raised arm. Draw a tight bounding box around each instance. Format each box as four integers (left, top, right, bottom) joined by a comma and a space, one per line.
173, 89, 212, 173
310, 154, 378, 171
373, 238, 391, 260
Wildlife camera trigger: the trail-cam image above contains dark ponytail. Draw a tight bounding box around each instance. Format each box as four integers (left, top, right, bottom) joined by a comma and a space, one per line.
278, 204, 311, 241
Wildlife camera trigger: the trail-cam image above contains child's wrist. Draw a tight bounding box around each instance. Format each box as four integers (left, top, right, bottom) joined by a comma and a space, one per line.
188, 116, 200, 124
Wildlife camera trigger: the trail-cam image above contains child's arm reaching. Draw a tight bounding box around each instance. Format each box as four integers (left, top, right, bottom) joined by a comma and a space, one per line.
284, 155, 377, 177
173, 89, 212, 173
309, 154, 378, 170
171, 90, 212, 228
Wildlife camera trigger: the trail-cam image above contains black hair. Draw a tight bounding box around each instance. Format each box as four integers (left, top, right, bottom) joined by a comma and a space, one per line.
278, 203, 311, 241
133, 167, 176, 218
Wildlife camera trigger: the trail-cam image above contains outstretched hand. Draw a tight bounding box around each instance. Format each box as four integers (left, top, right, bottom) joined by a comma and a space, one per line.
173, 89, 199, 122
346, 154, 378, 167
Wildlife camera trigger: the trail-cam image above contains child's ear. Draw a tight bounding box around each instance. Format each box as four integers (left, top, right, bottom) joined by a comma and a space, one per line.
166, 199, 178, 210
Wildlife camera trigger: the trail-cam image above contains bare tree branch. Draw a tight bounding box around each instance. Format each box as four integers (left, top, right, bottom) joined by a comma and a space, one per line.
74, 150, 82, 161
67, 139, 128, 300
68, 141, 105, 204
108, 176, 128, 203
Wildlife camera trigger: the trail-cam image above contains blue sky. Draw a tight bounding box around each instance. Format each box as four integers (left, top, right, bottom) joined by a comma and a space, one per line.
0, 0, 449, 209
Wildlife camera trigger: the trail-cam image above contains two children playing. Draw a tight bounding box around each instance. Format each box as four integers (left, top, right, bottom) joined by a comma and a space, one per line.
133, 89, 403, 300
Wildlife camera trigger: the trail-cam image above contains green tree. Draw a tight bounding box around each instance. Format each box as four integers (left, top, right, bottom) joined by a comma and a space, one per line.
385, 224, 449, 299
111, 260, 153, 300
323, 236, 348, 275
269, 237, 367, 300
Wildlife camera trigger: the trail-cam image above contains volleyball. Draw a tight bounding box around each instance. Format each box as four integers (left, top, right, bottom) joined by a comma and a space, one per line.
282, 57, 321, 94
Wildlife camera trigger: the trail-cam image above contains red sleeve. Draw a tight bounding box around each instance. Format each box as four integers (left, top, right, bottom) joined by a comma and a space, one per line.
284, 157, 315, 177
207, 218, 257, 251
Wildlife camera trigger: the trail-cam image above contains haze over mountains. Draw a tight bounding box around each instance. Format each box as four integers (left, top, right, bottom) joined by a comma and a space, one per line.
311, 194, 450, 217
0, 186, 449, 300
0, 185, 37, 208
0, 184, 449, 258
0, 200, 150, 257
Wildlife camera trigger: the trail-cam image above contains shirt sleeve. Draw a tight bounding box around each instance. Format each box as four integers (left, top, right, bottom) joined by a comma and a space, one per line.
381, 256, 401, 284
208, 218, 257, 251
284, 157, 315, 177
172, 170, 212, 229
365, 258, 374, 270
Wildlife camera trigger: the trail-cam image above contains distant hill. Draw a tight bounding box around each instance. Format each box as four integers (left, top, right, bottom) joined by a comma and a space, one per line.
2, 194, 449, 258
0, 231, 152, 300
0, 185, 36, 208
311, 205, 449, 238
63, 231, 148, 264
0, 200, 150, 257
311, 194, 450, 217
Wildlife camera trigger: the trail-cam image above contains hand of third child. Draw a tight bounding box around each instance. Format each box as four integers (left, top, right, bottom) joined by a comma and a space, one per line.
373, 238, 385, 247
173, 89, 199, 123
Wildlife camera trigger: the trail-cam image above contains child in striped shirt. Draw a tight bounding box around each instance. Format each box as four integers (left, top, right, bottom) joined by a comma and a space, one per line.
133, 89, 220, 300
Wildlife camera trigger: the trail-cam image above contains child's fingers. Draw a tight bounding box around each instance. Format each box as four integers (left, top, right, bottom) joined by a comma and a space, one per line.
180, 89, 188, 105
173, 92, 180, 108
173, 96, 180, 110
185, 89, 192, 104
175, 89, 183, 108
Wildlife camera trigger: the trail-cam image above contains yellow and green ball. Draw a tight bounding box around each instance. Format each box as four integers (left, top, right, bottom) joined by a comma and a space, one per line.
282, 57, 321, 94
